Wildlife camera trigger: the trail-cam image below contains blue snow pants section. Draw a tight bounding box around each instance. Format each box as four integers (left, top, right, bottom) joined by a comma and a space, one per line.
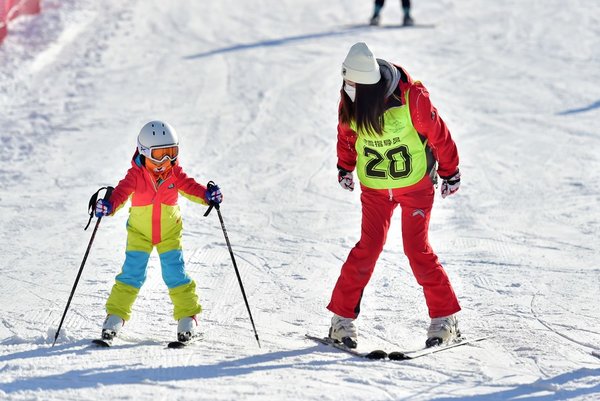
116, 251, 150, 289
160, 249, 192, 289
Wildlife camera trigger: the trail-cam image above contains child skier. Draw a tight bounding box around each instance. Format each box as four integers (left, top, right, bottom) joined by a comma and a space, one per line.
94, 120, 223, 344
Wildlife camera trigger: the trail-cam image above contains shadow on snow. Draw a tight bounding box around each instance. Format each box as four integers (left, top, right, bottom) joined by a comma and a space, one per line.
182, 25, 419, 60
557, 100, 600, 115
2, 340, 600, 399
429, 368, 600, 401
1, 345, 338, 393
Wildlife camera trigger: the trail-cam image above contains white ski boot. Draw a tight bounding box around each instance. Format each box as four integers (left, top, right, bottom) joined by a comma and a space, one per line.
329, 314, 358, 349
426, 314, 460, 347
177, 316, 198, 343
101, 314, 124, 341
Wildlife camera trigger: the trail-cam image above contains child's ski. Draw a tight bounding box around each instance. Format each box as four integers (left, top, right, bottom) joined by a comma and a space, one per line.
90, 335, 203, 348
91, 338, 112, 347
167, 334, 202, 349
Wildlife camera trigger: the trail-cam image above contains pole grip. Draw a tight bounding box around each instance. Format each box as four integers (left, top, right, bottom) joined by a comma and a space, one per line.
84, 186, 114, 230
203, 181, 220, 217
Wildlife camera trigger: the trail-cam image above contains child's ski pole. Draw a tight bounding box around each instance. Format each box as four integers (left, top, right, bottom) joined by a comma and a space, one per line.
204, 182, 261, 348
52, 186, 113, 346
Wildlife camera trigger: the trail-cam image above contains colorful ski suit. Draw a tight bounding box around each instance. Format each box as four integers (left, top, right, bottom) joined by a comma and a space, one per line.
104, 152, 209, 321
327, 65, 462, 319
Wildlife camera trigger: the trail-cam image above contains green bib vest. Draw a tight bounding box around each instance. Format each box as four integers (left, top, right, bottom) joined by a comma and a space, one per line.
351, 91, 428, 189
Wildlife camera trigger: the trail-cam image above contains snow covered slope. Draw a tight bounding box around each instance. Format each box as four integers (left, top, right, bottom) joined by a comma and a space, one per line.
1, 0, 599, 400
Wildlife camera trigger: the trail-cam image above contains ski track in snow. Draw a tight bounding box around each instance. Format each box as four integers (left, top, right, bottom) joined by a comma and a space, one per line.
1, 0, 600, 400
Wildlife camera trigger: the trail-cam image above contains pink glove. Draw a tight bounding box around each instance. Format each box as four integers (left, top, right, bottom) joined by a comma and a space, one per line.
338, 167, 354, 191
440, 169, 461, 199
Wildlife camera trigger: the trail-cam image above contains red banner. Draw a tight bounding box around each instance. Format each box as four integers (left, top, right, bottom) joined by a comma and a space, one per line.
1, 0, 41, 43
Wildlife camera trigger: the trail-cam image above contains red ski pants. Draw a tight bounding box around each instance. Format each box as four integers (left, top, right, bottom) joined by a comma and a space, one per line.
327, 185, 461, 319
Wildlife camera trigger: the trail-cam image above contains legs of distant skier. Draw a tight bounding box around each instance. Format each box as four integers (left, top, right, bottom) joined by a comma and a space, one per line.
370, 0, 385, 25
370, 0, 414, 26
401, 0, 414, 26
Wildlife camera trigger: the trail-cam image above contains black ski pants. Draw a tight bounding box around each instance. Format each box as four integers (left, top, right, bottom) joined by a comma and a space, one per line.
375, 0, 411, 8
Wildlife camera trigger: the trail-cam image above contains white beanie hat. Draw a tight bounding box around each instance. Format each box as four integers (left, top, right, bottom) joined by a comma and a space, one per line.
341, 42, 381, 84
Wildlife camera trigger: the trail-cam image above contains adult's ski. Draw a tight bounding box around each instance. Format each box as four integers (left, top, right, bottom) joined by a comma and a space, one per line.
306, 333, 489, 361
387, 336, 490, 360
305, 334, 387, 359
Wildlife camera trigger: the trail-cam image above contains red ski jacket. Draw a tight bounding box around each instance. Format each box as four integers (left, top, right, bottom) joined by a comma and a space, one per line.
336, 66, 459, 186
108, 152, 208, 245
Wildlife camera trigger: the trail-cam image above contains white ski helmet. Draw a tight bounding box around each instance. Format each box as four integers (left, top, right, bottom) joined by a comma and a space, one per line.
137, 120, 179, 163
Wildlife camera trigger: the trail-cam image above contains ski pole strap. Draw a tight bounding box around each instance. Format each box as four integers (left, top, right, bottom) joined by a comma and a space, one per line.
203, 180, 220, 217
203, 204, 214, 217
84, 186, 115, 230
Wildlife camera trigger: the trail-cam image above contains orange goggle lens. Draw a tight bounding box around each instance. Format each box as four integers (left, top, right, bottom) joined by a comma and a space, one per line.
150, 146, 178, 162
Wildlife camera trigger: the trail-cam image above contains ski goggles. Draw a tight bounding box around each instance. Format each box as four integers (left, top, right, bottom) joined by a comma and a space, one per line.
146, 145, 179, 163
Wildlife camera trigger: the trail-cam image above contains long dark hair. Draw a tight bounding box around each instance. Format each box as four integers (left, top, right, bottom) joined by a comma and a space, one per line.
339, 78, 388, 136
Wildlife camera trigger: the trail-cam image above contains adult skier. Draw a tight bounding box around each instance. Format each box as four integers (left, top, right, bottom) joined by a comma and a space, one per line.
327, 42, 462, 348
94, 120, 223, 344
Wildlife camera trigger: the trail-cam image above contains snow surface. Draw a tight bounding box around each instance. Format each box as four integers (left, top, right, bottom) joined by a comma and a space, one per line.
1, 0, 599, 400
